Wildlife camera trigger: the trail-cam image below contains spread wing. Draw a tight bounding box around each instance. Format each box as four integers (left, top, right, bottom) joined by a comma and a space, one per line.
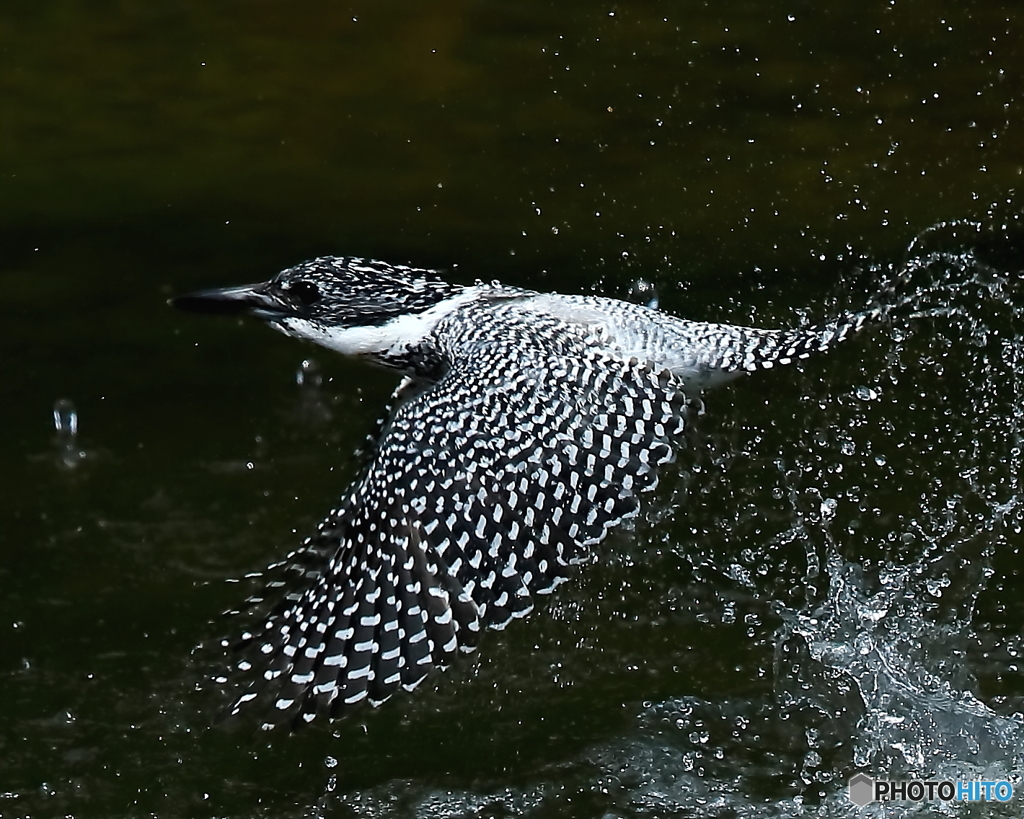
223, 345, 687, 729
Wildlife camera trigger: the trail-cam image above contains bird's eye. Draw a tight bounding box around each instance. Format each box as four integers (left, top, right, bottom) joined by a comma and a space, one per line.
289, 280, 321, 306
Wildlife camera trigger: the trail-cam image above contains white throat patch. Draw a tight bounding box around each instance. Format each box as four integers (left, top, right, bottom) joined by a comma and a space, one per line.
271, 288, 484, 357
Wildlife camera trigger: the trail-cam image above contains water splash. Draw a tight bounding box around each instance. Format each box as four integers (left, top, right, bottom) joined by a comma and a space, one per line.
628, 278, 660, 310
52, 398, 86, 469
292, 358, 333, 426
549, 228, 1024, 817
296, 358, 324, 389
786, 556, 1024, 781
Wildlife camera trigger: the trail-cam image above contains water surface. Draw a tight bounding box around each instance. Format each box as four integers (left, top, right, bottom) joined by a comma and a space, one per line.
2, 1, 1023, 816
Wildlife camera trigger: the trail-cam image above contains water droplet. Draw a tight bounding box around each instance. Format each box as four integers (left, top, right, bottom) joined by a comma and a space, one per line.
52, 399, 86, 468
627, 278, 659, 309
53, 398, 78, 438
820, 497, 838, 519
296, 358, 323, 387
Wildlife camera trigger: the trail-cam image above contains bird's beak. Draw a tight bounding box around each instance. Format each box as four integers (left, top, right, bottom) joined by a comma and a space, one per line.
170, 283, 290, 320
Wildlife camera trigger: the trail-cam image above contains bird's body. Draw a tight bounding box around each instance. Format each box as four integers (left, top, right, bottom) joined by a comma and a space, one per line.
174, 256, 881, 729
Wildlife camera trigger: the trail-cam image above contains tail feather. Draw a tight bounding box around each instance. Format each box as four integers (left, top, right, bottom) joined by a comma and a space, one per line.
744, 303, 884, 373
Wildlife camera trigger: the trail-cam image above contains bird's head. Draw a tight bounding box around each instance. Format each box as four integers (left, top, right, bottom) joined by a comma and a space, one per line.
172, 256, 470, 356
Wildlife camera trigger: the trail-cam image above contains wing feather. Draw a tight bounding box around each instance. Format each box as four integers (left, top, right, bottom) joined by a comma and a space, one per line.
221, 344, 687, 729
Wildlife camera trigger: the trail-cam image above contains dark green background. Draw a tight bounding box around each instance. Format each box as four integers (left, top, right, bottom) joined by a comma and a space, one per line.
3, 1, 1023, 816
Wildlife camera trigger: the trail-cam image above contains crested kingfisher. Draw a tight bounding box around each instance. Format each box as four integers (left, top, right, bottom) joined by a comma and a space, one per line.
173, 256, 882, 729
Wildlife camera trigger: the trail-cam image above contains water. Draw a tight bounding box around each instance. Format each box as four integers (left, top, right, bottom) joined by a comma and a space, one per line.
3, 0, 1023, 815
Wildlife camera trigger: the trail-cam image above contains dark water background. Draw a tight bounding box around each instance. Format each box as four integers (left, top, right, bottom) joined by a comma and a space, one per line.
3, 1, 1024, 817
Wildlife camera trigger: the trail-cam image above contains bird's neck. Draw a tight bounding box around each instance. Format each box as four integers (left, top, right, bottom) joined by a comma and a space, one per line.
273, 287, 485, 364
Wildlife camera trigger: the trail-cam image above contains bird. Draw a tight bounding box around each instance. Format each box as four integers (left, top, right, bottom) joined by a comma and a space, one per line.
173, 256, 883, 730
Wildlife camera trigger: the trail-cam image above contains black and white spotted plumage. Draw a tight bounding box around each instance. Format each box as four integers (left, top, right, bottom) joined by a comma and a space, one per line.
174, 256, 882, 729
